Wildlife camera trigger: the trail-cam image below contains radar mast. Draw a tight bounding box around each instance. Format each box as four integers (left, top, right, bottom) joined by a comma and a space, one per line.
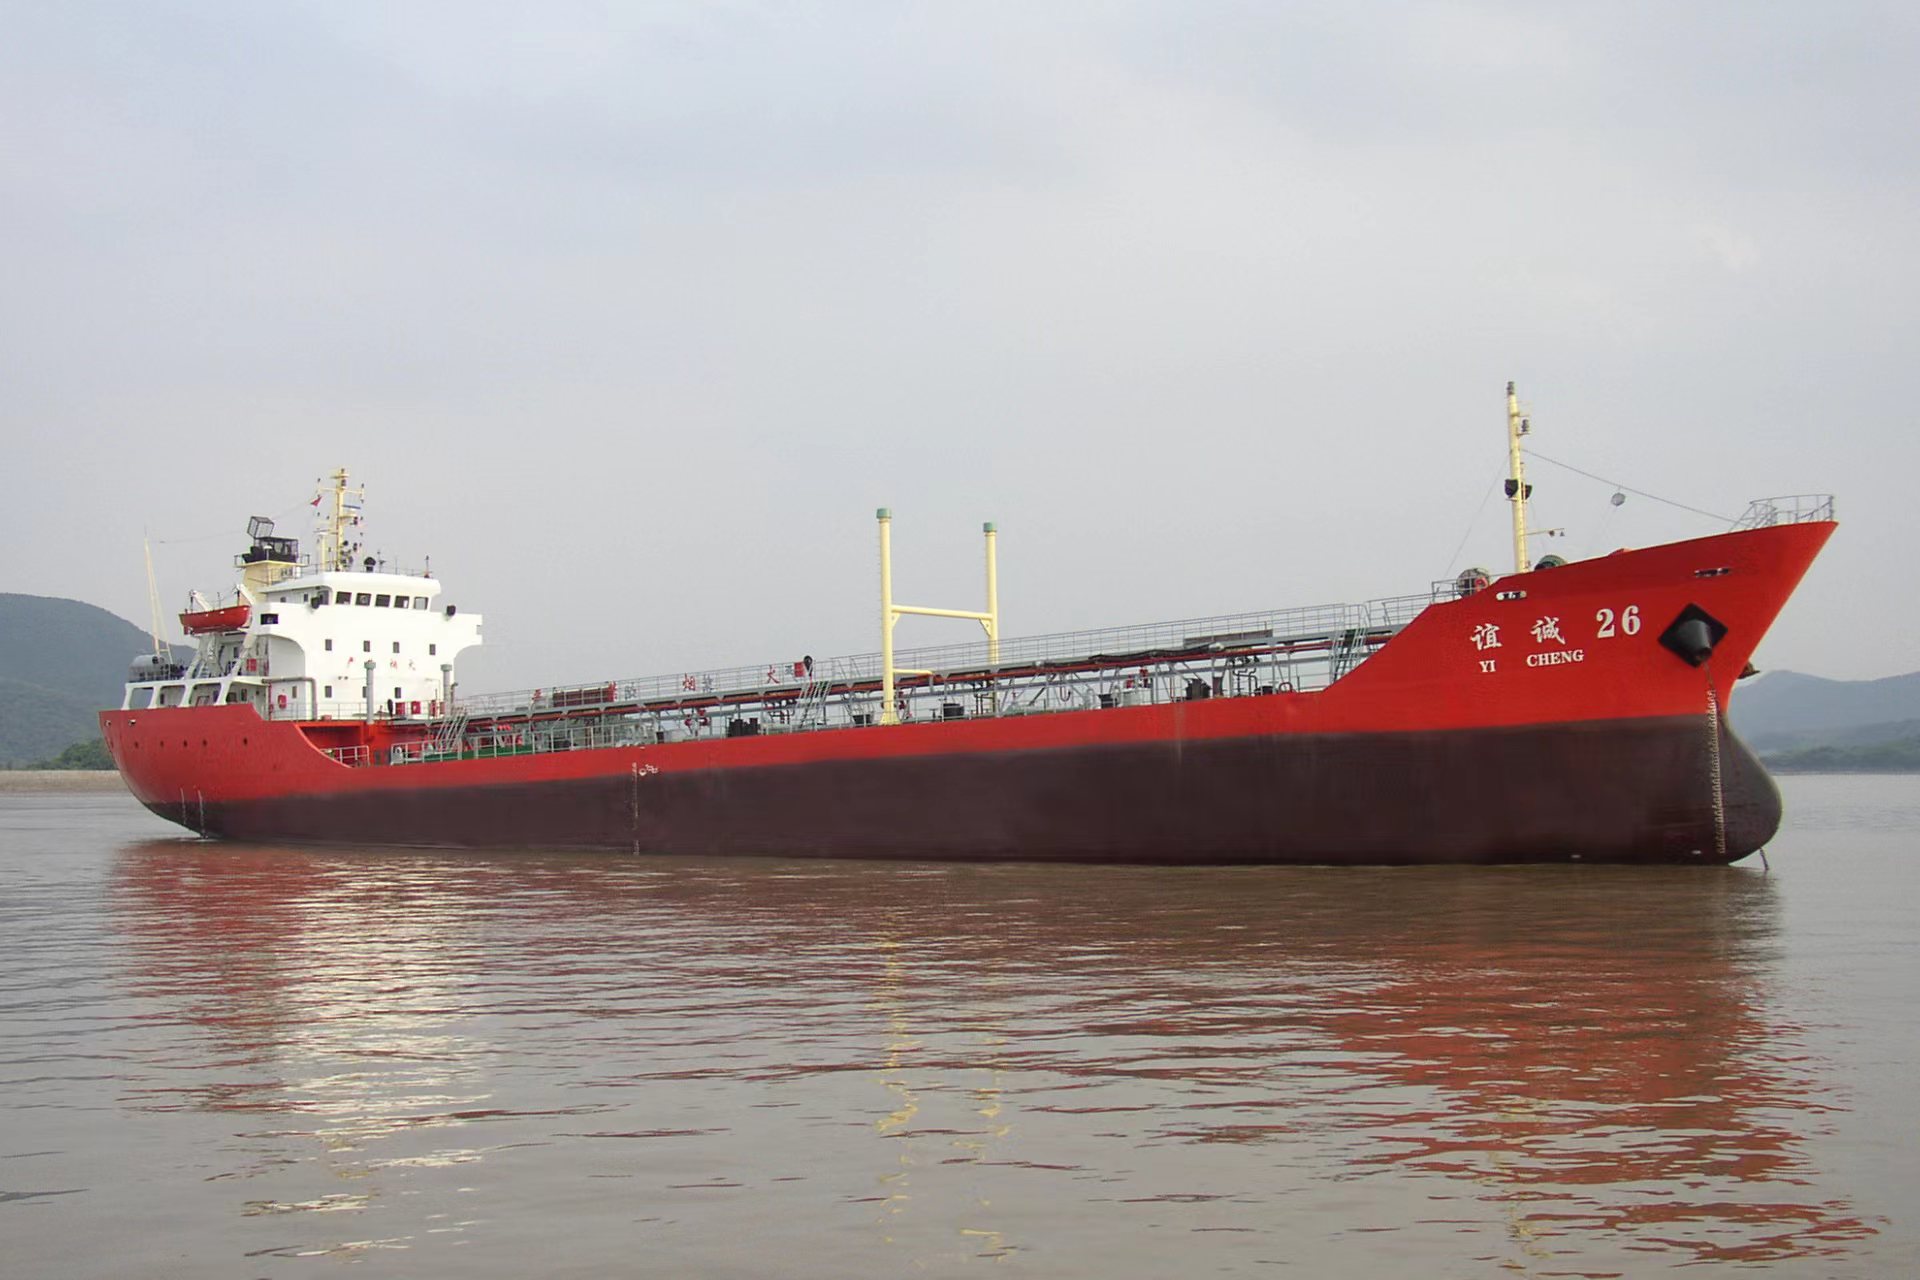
317, 468, 365, 572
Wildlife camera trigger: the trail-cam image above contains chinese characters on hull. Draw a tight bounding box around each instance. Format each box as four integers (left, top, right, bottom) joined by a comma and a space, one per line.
1471, 604, 1637, 674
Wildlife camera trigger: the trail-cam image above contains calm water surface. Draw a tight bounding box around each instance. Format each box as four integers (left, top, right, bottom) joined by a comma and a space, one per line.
4, 776, 1917, 1277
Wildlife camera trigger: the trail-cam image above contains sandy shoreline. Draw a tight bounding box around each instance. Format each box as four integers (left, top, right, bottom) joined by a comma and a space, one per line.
0, 771, 129, 792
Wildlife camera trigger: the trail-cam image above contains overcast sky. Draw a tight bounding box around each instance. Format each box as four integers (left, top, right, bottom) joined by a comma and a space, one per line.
4, 1, 1915, 689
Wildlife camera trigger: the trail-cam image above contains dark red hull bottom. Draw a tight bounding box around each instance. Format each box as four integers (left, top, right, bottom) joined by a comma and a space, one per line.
146, 716, 1780, 865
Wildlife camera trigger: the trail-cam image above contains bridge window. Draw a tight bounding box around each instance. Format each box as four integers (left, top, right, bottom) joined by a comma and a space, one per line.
375, 594, 392, 607
414, 596, 429, 608
396, 597, 410, 609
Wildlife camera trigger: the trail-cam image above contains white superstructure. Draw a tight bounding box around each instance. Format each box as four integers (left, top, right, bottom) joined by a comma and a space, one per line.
123, 470, 483, 720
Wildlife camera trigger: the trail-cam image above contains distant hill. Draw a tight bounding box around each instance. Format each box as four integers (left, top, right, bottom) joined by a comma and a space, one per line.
0, 593, 183, 766
1729, 670, 1920, 753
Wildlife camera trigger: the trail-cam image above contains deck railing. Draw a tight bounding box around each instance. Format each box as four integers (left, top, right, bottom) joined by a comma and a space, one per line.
453, 591, 1440, 727
1732, 494, 1836, 530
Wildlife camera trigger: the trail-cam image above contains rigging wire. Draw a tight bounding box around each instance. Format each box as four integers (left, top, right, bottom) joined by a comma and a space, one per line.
1525, 451, 1734, 524
1441, 463, 1508, 578
1582, 491, 1625, 561
150, 496, 320, 546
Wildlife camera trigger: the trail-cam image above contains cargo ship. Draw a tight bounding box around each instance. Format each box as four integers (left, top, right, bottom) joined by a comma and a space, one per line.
101, 387, 1835, 863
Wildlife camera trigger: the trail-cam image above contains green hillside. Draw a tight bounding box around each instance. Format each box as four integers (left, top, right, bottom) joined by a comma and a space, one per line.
0, 593, 181, 766
0, 678, 108, 765
1765, 738, 1920, 773
1732, 669, 1920, 752
1729, 669, 1920, 772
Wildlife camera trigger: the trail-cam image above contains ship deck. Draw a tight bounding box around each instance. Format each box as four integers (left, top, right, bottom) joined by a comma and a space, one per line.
371, 589, 1446, 766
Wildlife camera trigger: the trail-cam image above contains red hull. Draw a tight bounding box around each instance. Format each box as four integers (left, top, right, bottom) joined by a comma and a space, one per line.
102, 522, 1833, 864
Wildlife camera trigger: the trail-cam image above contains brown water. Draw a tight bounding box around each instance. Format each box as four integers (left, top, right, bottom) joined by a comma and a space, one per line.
4, 777, 1917, 1278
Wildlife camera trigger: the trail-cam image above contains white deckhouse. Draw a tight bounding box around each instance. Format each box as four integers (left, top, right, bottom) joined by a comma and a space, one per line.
124, 470, 483, 721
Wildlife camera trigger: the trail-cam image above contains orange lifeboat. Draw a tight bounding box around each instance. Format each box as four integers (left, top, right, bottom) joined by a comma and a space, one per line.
179, 604, 251, 634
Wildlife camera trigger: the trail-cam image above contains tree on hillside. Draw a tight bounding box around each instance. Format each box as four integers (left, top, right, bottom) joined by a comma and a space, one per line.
1763, 737, 1920, 773
27, 738, 116, 771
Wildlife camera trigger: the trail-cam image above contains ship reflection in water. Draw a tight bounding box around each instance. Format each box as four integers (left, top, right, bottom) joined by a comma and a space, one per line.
108, 843, 1877, 1274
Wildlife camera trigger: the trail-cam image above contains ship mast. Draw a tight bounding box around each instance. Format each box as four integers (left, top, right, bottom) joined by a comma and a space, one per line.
317, 468, 364, 571
1505, 381, 1532, 575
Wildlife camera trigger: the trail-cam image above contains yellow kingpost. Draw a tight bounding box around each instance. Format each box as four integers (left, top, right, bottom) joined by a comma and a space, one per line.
1506, 381, 1530, 576
878, 508, 897, 725
876, 509, 1002, 728
983, 521, 1000, 713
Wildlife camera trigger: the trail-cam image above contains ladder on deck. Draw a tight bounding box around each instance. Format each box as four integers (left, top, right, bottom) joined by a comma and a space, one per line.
1328, 627, 1363, 683
429, 707, 470, 757
794, 658, 852, 730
